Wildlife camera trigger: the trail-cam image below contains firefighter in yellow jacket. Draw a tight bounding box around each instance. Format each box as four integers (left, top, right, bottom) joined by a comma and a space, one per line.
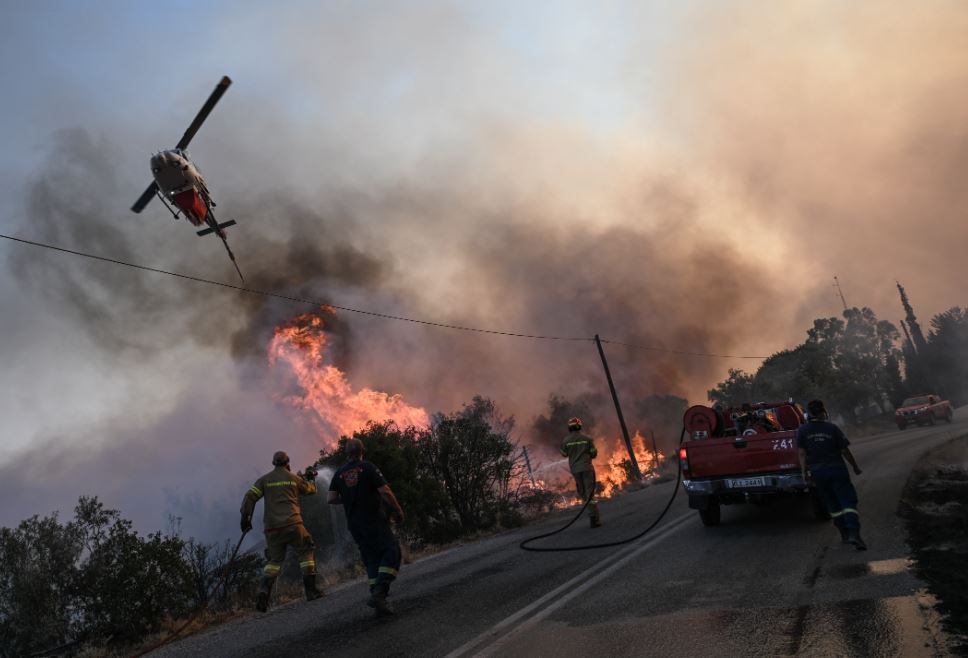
561, 417, 602, 528
241, 450, 323, 611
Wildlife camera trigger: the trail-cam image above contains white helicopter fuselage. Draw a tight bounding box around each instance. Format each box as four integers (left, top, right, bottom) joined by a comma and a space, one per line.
149, 149, 211, 226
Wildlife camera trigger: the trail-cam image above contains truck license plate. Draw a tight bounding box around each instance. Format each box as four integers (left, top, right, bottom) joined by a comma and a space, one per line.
727, 477, 766, 488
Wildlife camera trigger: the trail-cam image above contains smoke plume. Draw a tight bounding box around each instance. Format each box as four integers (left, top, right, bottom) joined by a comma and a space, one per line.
4, 1, 967, 537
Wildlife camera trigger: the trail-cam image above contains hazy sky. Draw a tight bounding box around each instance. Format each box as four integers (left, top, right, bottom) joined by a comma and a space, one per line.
2, 1, 966, 538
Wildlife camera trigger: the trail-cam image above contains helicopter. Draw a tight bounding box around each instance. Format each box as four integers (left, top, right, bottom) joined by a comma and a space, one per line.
130, 75, 244, 281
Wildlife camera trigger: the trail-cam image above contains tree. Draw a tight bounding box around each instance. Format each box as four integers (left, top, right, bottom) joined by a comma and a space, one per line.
71, 497, 194, 644
751, 346, 817, 402
0, 497, 205, 656
707, 368, 754, 407
925, 307, 968, 405
420, 397, 524, 532
708, 307, 905, 422
0, 513, 83, 657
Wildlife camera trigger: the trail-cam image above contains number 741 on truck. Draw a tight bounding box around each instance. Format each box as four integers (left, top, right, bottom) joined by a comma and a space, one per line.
679, 401, 829, 526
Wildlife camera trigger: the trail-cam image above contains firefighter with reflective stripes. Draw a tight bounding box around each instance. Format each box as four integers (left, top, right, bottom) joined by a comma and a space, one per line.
241, 450, 323, 611
328, 438, 405, 616
797, 400, 867, 550
561, 417, 602, 528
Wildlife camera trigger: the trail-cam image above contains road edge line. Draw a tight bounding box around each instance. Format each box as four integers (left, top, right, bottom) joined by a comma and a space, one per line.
444, 510, 694, 658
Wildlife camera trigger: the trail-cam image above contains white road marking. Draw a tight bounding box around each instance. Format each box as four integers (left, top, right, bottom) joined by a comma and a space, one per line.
444, 510, 694, 658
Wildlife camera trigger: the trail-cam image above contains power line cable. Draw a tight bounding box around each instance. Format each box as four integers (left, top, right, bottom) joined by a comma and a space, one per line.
0, 233, 589, 341
598, 338, 766, 360
0, 233, 769, 358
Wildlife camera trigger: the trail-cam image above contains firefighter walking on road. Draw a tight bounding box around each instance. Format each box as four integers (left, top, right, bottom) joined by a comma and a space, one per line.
241, 450, 323, 612
797, 400, 867, 550
328, 438, 406, 616
561, 417, 603, 528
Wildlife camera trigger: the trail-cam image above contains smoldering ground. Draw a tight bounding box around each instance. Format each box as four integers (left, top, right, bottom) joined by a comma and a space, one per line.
4, 1, 968, 538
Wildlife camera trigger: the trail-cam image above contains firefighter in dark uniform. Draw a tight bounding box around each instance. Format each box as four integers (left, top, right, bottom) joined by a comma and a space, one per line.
797, 400, 867, 550
561, 417, 602, 528
328, 438, 406, 616
241, 450, 323, 611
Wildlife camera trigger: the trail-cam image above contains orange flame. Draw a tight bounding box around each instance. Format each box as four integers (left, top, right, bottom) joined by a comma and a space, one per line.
268, 311, 429, 448
596, 431, 665, 497
545, 431, 665, 502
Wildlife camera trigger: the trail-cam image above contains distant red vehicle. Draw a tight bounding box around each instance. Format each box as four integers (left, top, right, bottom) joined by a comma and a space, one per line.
680, 401, 827, 526
895, 394, 953, 429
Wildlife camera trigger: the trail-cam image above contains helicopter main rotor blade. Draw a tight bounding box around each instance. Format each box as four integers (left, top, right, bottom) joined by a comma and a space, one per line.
131, 181, 159, 213
175, 76, 232, 151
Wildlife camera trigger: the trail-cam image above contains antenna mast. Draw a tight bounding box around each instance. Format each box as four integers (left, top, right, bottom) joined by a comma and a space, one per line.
833, 275, 848, 310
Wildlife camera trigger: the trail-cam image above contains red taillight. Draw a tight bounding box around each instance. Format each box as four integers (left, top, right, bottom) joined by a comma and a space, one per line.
679, 447, 688, 460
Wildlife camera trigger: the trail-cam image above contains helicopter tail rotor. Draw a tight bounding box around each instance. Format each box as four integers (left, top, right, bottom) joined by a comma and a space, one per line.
196, 219, 237, 237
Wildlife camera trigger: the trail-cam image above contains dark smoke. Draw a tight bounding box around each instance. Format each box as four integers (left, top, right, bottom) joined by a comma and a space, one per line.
9, 1, 967, 536
7, 124, 787, 474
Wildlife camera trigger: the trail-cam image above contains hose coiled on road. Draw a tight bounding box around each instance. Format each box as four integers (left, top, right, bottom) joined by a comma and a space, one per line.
519, 429, 685, 552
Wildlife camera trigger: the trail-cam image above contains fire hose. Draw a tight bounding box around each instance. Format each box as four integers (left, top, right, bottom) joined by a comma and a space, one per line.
519, 429, 684, 552
127, 529, 249, 658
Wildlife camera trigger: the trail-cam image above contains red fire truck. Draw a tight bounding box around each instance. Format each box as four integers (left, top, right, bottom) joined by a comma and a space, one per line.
679, 401, 827, 526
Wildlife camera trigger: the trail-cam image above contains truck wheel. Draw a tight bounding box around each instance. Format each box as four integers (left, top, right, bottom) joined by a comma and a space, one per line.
811, 492, 830, 521
698, 500, 721, 526
896, 422, 906, 430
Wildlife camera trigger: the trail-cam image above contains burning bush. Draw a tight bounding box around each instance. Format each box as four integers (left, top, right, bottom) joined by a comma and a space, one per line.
316, 396, 527, 545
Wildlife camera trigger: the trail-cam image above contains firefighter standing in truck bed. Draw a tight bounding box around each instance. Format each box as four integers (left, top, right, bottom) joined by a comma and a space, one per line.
241, 450, 323, 611
561, 417, 603, 528
329, 438, 406, 616
797, 400, 867, 550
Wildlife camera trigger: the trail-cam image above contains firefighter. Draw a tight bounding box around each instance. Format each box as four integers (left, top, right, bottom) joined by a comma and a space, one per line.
328, 438, 406, 616
797, 400, 867, 550
241, 450, 323, 612
561, 417, 602, 528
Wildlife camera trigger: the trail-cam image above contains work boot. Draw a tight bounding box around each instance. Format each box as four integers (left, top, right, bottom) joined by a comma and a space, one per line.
838, 526, 850, 544
369, 583, 394, 616
847, 531, 868, 551
303, 574, 323, 602
590, 515, 603, 529
255, 576, 275, 612
366, 583, 377, 608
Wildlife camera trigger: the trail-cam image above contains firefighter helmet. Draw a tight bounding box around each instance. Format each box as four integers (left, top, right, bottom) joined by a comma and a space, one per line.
272, 450, 290, 466
567, 417, 583, 431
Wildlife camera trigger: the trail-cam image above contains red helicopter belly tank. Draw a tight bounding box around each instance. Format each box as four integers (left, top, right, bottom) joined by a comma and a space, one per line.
130, 76, 243, 281
150, 149, 208, 225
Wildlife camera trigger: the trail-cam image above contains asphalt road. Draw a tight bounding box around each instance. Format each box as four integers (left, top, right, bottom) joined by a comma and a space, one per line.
155, 413, 968, 658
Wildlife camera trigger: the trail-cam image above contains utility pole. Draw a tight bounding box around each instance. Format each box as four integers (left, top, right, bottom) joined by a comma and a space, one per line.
833, 275, 848, 311
594, 334, 642, 480
522, 445, 536, 488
